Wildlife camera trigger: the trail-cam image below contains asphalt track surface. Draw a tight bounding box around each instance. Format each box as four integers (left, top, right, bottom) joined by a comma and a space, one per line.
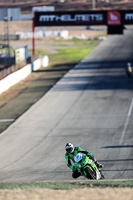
0, 29, 133, 182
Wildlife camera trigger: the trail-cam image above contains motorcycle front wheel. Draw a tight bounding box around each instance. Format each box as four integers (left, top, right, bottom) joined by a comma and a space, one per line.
84, 167, 96, 179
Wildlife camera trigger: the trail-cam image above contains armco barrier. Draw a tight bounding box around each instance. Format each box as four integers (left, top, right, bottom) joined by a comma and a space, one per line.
0, 56, 49, 94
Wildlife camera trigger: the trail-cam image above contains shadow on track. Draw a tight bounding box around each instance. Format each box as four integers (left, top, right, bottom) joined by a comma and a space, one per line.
51, 60, 133, 91
102, 145, 133, 148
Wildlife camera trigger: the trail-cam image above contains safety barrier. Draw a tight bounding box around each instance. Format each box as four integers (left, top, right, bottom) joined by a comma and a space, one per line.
0, 55, 49, 95
0, 65, 18, 80
15, 30, 69, 39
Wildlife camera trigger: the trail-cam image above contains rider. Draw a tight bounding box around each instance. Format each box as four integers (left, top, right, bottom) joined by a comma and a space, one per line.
65, 142, 103, 179
126, 62, 132, 77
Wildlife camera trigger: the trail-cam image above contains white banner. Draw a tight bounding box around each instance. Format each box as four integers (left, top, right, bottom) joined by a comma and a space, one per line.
32, 6, 55, 13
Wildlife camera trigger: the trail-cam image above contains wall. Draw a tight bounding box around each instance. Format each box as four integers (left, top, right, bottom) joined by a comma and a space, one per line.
0, 55, 49, 94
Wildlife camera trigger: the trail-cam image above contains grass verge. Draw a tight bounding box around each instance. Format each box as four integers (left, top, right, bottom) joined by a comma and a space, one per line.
0, 180, 133, 190
46, 39, 99, 65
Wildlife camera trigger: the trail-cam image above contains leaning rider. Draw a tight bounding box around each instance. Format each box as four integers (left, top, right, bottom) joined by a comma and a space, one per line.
65, 142, 103, 179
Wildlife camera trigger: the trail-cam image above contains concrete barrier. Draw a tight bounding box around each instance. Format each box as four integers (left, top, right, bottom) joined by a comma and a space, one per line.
32, 58, 41, 71
0, 56, 49, 94
32, 55, 49, 71
41, 55, 49, 68
0, 64, 31, 94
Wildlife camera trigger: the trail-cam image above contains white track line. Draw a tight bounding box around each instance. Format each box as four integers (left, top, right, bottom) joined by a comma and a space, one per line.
128, 97, 133, 116
0, 119, 15, 122
119, 97, 133, 145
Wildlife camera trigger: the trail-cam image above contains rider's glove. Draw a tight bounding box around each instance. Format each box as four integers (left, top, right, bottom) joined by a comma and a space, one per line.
87, 154, 95, 161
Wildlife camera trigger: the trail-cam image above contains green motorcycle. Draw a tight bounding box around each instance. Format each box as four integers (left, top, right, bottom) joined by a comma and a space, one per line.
74, 153, 104, 180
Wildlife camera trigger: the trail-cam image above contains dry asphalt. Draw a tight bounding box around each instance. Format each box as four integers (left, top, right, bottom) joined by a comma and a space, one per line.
0, 28, 133, 182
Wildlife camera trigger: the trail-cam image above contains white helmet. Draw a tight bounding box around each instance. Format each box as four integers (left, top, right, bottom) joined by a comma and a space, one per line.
65, 143, 74, 153
127, 63, 131, 67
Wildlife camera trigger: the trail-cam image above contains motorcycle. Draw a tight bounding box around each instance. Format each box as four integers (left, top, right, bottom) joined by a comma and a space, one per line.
126, 63, 132, 77
74, 153, 104, 180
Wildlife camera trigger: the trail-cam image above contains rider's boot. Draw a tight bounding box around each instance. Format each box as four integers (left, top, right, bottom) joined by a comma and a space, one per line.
72, 169, 81, 179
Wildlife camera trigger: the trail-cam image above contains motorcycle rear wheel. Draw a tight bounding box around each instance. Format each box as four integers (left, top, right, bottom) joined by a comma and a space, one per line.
84, 167, 96, 179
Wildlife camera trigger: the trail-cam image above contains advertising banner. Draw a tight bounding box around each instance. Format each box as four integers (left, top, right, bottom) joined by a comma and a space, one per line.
121, 10, 133, 24
34, 11, 107, 26
32, 6, 55, 12
107, 11, 121, 25
15, 46, 29, 65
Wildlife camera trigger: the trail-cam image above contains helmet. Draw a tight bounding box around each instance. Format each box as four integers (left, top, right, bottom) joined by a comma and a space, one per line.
65, 143, 74, 153
127, 63, 131, 67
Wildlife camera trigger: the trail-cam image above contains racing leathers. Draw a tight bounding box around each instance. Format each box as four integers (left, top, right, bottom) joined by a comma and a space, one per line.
65, 146, 100, 179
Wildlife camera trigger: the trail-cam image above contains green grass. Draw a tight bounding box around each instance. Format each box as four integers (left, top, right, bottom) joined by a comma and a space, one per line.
48, 48, 93, 64
29, 49, 48, 56
49, 40, 99, 65
29, 39, 99, 65
0, 180, 133, 190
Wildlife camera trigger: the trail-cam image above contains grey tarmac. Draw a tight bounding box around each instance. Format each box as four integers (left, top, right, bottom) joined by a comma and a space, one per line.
0, 29, 133, 182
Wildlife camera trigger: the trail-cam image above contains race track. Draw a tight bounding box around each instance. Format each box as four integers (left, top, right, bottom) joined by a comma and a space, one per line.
0, 29, 133, 182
